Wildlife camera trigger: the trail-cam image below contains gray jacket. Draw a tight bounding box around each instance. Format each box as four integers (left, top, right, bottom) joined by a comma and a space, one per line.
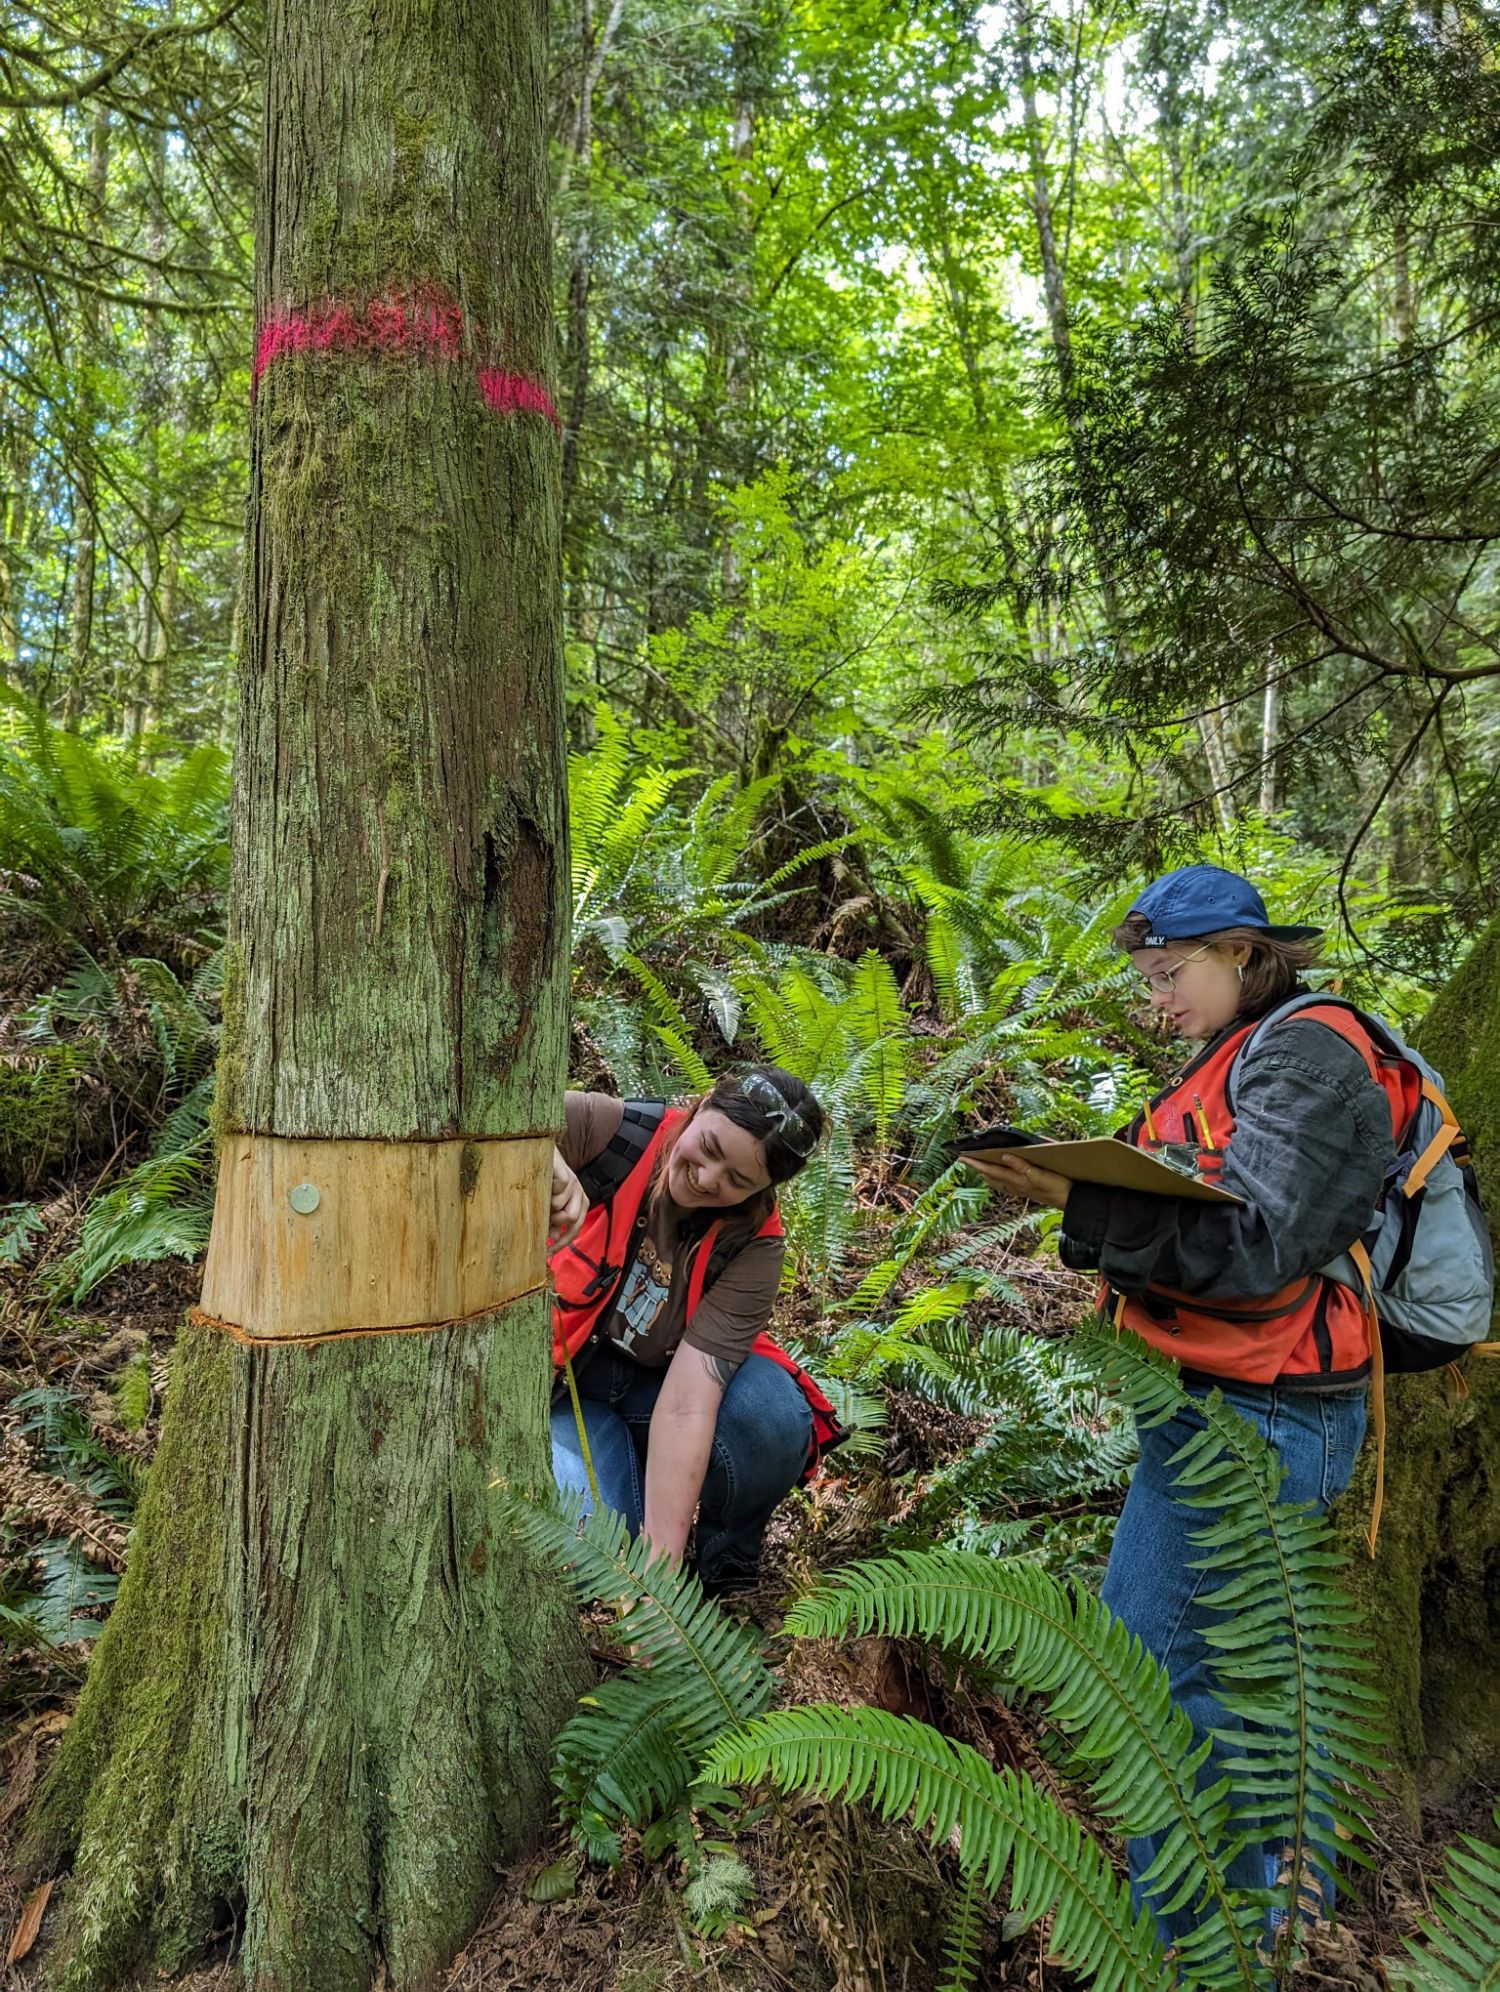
1060, 1010, 1398, 1309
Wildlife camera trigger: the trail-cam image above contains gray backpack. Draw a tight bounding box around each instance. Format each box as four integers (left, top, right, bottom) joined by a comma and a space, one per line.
1230, 994, 1495, 1373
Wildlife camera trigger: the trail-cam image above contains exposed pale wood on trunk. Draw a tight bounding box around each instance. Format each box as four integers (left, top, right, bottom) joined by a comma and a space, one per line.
201, 1134, 551, 1339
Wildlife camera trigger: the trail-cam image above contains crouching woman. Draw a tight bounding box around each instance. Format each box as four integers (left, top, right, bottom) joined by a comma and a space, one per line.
547, 1066, 840, 1595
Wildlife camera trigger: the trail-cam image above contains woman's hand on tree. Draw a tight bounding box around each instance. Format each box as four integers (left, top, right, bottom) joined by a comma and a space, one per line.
964, 1151, 1072, 1210
549, 1149, 588, 1248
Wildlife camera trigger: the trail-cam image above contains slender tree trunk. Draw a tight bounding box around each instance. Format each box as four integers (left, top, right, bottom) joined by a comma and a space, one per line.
140, 559, 174, 747
1259, 664, 1280, 817
25, 5, 587, 1988
930, 216, 1023, 576
1014, 21, 1073, 395
0, 390, 26, 680
1016, 3, 1240, 822
63, 106, 111, 730
720, 80, 755, 609
559, 0, 624, 535
129, 119, 172, 754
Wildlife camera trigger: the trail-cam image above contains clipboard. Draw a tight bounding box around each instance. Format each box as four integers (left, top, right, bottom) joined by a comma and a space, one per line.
955, 1124, 1243, 1205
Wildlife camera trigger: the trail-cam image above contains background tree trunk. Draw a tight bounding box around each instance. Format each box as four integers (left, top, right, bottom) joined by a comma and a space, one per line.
24, 3, 588, 1986
1336, 909, 1500, 1818
62, 106, 110, 731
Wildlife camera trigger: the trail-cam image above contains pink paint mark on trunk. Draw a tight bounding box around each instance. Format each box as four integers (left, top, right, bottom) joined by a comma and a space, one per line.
252, 286, 556, 429
476, 369, 562, 431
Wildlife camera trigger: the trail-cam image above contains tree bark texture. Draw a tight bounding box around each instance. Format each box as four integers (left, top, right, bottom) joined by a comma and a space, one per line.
26, 5, 587, 1988
1336, 910, 1500, 1817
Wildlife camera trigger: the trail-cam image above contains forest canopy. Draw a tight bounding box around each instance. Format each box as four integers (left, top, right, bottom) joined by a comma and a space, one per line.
3, 2, 1500, 1989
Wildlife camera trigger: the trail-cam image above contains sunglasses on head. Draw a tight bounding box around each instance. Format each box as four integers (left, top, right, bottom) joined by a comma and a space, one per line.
738, 1072, 818, 1157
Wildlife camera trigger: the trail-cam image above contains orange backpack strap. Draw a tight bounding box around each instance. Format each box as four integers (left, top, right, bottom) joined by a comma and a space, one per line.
1405, 1078, 1460, 1196
1348, 1239, 1385, 1557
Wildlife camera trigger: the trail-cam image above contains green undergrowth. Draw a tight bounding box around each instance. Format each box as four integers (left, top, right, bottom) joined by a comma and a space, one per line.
512, 1325, 1396, 1992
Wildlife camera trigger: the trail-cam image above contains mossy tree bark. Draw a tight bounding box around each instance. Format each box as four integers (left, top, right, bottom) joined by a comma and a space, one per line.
24, 3, 588, 1986
1336, 909, 1500, 1816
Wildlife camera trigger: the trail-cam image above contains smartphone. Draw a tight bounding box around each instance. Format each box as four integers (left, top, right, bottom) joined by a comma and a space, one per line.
950, 1124, 1048, 1157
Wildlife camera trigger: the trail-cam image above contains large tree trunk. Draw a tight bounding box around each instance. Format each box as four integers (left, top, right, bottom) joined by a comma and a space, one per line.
1336, 909, 1500, 1818
24, 4, 588, 1987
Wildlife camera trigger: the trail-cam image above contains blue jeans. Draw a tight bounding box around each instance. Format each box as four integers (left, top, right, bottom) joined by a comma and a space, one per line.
1100, 1378, 1368, 1944
550, 1344, 813, 1593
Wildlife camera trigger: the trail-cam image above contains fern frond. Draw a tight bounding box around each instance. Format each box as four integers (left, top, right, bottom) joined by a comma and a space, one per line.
937, 1869, 986, 1992
738, 963, 846, 1080
500, 1488, 773, 1760
13, 1387, 144, 1515
1385, 1806, 1500, 1990
845, 950, 911, 1146
621, 953, 713, 1092
785, 1549, 1265, 1980
552, 1673, 693, 1863
844, 1169, 988, 1310
29, 1539, 120, 1642
781, 1122, 858, 1276
57, 1133, 214, 1301
1075, 1322, 1388, 1915
706, 1705, 1170, 1989
568, 703, 632, 899
0, 1201, 45, 1266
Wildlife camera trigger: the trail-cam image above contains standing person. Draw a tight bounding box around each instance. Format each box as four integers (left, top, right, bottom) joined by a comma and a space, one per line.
547, 1066, 839, 1596
965, 864, 1410, 1941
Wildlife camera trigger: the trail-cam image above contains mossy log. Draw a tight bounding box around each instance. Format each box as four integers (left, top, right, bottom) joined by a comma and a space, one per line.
22, 1, 588, 1985
1336, 910, 1500, 1816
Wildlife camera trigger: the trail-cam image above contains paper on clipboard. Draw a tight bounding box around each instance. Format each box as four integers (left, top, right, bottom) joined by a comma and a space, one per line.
961, 1132, 1244, 1205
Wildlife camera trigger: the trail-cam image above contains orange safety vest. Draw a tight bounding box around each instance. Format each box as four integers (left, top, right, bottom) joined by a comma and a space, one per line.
549, 1106, 845, 1479
1107, 1003, 1421, 1387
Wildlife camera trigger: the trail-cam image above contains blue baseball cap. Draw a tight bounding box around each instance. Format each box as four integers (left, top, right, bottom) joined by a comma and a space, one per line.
1127, 865, 1323, 949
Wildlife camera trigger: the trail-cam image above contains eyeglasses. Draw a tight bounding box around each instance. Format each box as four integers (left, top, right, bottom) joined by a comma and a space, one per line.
740, 1072, 818, 1157
1137, 943, 1213, 996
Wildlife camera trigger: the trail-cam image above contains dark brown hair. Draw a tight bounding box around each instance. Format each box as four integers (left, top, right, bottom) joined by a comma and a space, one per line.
1112, 913, 1323, 1015
651, 1065, 826, 1232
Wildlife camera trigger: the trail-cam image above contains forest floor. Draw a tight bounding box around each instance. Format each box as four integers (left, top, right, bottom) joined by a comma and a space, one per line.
1, 1224, 1494, 1990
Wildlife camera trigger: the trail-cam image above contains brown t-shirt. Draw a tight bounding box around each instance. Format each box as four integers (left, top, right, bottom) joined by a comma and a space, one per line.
560, 1092, 783, 1369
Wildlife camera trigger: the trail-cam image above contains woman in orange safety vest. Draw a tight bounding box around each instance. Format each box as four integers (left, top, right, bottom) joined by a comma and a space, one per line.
966, 864, 1403, 1947
547, 1065, 838, 1596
